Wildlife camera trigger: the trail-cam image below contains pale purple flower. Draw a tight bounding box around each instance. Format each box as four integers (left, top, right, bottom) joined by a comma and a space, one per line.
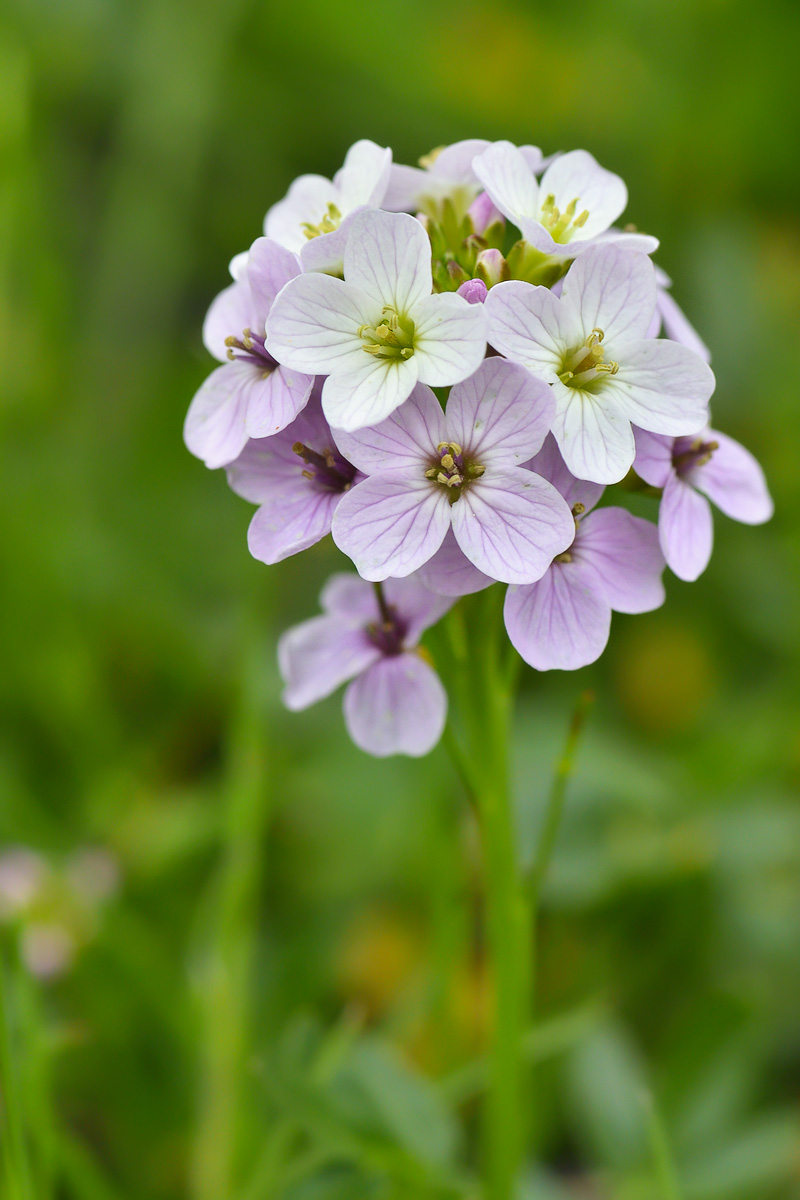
279, 573, 453, 757
331, 358, 574, 584
648, 266, 711, 363
226, 394, 361, 565
473, 142, 659, 257
383, 139, 497, 212
486, 244, 715, 484
184, 238, 314, 468
634, 426, 774, 581
263, 139, 392, 274
267, 209, 488, 432
504, 436, 666, 670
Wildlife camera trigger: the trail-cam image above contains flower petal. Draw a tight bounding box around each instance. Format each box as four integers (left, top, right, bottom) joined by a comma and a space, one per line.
245, 366, 314, 439
344, 209, 432, 313
655, 286, 710, 362
526, 433, 605, 513
383, 575, 455, 641
446, 357, 555, 465
184, 361, 253, 468
247, 486, 340, 564
504, 562, 611, 670
320, 572, 379, 620
692, 431, 774, 524
331, 473, 450, 580
266, 273, 372, 372
343, 653, 447, 757
416, 528, 494, 596
203, 280, 255, 361
451, 468, 574, 584
472, 141, 539, 225
226, 395, 339, 502
551, 384, 636, 484
485, 281, 576, 380
264, 174, 339, 254
604, 339, 714, 435
334, 139, 392, 210
332, 382, 445, 475
659, 472, 713, 581
538, 150, 628, 243
560, 244, 657, 344
632, 426, 673, 488
246, 237, 303, 321
411, 293, 488, 386
298, 208, 364, 275
321, 354, 420, 432
574, 508, 665, 613
278, 615, 380, 710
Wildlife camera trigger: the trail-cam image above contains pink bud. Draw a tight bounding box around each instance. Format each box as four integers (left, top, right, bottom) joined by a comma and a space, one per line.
468, 191, 504, 236
475, 249, 509, 287
457, 279, 488, 305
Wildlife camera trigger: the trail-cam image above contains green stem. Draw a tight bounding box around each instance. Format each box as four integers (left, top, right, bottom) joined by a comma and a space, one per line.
0, 949, 34, 1200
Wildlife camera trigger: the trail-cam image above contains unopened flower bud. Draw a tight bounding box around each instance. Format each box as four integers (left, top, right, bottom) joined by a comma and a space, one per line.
475, 248, 509, 288
468, 191, 504, 236
446, 260, 469, 286
457, 279, 488, 305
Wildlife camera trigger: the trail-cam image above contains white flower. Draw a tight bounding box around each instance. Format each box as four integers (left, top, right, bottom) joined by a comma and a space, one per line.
267, 209, 488, 432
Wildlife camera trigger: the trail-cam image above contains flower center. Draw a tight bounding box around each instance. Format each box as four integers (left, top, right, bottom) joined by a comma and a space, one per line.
539, 193, 590, 243
553, 503, 585, 563
224, 328, 278, 376
424, 441, 485, 505
358, 306, 416, 361
366, 584, 407, 656
292, 443, 357, 493
301, 202, 342, 240
558, 329, 619, 391
672, 437, 719, 475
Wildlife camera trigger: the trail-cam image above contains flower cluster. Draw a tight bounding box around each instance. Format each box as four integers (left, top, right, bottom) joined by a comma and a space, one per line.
186, 139, 772, 756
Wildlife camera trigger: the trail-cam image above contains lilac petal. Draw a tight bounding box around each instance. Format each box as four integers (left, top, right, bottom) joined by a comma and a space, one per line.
472, 141, 539, 226
343, 653, 447, 757
264, 174, 339, 253
659, 472, 713, 581
322, 354, 420, 433
575, 508, 665, 613
334, 139, 392, 210
504, 562, 611, 671
383, 164, 429, 211
416, 528, 494, 597
518, 144, 544, 173
246, 238, 303, 322
299, 208, 365, 275
278, 616, 380, 710
248, 485, 340, 564
537, 150, 628, 244
411, 292, 488, 386
604, 339, 714, 435
656, 286, 710, 362
633, 426, 673, 488
692, 431, 774, 524
320, 572, 379, 620
446, 357, 555, 466
432, 139, 491, 183
331, 382, 446, 475
451, 468, 574, 584
382, 575, 455, 641
203, 280, 255, 361
266, 273, 371, 372
560, 244, 657, 344
344, 210, 432, 314
245, 365, 314, 439
485, 281, 576, 380
184, 361, 254, 468
331, 473, 450, 580
467, 193, 503, 236
527, 433, 605, 513
226, 395, 337, 502
551, 385, 636, 484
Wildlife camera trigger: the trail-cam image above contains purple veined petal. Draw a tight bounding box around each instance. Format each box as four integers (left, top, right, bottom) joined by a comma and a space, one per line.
574, 508, 665, 614
278, 615, 380, 710
298, 207, 364, 275
550, 384, 636, 484
526, 433, 605, 513
584, 228, 660, 255
537, 150, 628, 245
246, 237, 303, 323
691, 430, 774, 524
331, 472, 450, 580
343, 652, 447, 757
344, 210, 432, 314
632, 426, 673, 488
184, 361, 255, 469
382, 575, 455, 641
560, 244, 657, 345
472, 141, 539, 226
321, 354, 420, 432
226, 392, 342, 501
655, 286, 710, 363
485, 281, 577, 380
416, 528, 494, 596
332, 382, 446, 475
266, 274, 373, 373
245, 365, 314, 439
446, 357, 556, 466
603, 339, 714, 436
411, 292, 488, 386
432, 138, 491, 183
659, 471, 714, 581
645, 308, 661, 340
504, 561, 611, 671
203, 280, 255, 361
334, 139, 392, 211
320, 572, 378, 620
264, 174, 340, 253
247, 483, 341, 564
451, 467, 574, 585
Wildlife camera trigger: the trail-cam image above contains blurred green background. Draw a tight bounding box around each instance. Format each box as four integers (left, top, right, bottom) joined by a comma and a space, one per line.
1, 0, 799, 1196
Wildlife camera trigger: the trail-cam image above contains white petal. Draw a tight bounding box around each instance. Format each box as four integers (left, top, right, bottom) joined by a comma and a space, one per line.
560, 244, 657, 345
604, 339, 714, 435
551, 384, 636, 484
321, 354, 419, 432
334, 139, 392, 210
344, 209, 432, 313
445, 357, 555, 465
472, 141, 539, 225
266, 274, 371, 372
538, 150, 627, 243
485, 281, 576, 380
332, 382, 445, 475
264, 174, 339, 253
411, 293, 488, 386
